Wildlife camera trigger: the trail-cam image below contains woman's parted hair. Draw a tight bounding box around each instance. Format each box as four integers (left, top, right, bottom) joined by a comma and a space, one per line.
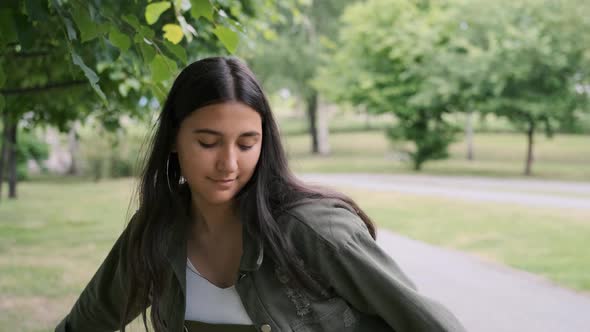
122, 56, 376, 331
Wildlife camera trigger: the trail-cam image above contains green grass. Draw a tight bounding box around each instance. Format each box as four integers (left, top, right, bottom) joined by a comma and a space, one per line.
1, 178, 589, 330
0, 179, 137, 332
283, 131, 590, 181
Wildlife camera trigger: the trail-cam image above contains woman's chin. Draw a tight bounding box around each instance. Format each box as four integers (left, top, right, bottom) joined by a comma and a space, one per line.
202, 192, 237, 206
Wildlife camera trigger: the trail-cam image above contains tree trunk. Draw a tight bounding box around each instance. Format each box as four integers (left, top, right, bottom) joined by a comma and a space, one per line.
524, 120, 535, 176
316, 101, 331, 156
306, 91, 319, 154
362, 106, 372, 130
67, 124, 79, 175
0, 112, 9, 201
413, 158, 422, 171
466, 111, 474, 161
7, 120, 17, 198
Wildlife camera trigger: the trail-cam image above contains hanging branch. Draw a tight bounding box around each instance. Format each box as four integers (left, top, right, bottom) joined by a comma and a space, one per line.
0, 80, 87, 95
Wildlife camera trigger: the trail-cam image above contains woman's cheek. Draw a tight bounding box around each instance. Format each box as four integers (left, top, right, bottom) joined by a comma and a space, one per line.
248, 148, 262, 170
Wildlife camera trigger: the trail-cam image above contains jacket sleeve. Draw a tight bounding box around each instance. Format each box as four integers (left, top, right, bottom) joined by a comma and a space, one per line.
55, 213, 146, 332
310, 207, 467, 332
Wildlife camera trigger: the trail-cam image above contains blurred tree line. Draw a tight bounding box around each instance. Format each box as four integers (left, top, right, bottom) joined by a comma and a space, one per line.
312, 0, 590, 173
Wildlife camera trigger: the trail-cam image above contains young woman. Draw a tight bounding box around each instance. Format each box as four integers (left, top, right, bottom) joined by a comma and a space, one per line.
55, 57, 465, 332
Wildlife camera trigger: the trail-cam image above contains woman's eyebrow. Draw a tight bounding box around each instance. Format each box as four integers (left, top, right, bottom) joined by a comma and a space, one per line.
192, 129, 261, 137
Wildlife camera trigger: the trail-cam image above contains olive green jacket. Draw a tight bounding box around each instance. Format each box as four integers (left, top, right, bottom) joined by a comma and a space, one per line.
56, 199, 466, 332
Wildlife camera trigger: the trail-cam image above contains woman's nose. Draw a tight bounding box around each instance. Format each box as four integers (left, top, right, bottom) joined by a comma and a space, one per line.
216, 146, 238, 173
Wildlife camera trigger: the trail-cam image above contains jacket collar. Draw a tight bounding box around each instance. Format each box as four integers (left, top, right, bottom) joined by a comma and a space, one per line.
165, 213, 264, 293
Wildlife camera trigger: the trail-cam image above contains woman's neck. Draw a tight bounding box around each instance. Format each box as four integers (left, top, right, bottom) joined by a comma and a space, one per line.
190, 197, 240, 236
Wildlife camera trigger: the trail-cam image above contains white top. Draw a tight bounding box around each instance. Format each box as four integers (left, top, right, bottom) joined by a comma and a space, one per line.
184, 258, 253, 324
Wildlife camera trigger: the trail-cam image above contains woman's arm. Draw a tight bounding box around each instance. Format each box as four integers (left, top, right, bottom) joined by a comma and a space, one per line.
322, 226, 466, 332
289, 202, 467, 332
55, 213, 146, 332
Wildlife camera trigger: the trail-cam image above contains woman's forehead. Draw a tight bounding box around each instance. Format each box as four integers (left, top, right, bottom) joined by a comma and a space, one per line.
181, 101, 262, 134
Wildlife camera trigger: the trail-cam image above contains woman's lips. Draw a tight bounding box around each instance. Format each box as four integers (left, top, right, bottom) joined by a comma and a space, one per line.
210, 178, 235, 182
208, 177, 236, 188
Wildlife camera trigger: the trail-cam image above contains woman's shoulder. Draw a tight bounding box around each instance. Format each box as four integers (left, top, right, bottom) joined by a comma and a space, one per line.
278, 198, 370, 250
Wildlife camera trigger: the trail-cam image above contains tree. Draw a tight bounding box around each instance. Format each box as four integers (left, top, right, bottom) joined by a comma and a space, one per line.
418, 0, 590, 175
243, 0, 357, 155
315, 0, 459, 170
316, 0, 590, 174
0, 0, 264, 200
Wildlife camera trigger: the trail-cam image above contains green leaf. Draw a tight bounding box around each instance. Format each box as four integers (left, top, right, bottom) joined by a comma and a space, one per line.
15, 13, 35, 50
213, 25, 239, 53
138, 25, 155, 39
122, 14, 141, 31
25, 0, 49, 21
0, 9, 18, 46
150, 54, 177, 82
71, 52, 107, 103
0, 94, 4, 112
150, 82, 167, 102
97, 23, 110, 35
138, 39, 156, 62
190, 0, 213, 21
226, 17, 245, 34
0, 63, 5, 87
109, 26, 131, 52
163, 24, 183, 44
164, 40, 187, 63
134, 33, 144, 44
72, 4, 99, 42
145, 2, 171, 25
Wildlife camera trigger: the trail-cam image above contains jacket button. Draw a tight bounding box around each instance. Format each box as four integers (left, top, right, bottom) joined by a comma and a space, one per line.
260, 324, 272, 332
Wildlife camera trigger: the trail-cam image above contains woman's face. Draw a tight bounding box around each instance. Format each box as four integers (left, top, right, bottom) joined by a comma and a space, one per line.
174, 101, 263, 208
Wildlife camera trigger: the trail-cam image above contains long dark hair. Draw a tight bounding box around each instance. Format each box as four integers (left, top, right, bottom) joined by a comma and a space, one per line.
121, 56, 376, 331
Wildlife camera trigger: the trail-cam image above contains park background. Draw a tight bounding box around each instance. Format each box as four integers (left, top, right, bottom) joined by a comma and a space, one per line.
0, 0, 589, 331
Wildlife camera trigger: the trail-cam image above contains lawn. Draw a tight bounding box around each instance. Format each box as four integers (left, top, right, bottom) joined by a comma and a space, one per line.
1, 178, 588, 331
282, 131, 590, 181
0, 179, 138, 332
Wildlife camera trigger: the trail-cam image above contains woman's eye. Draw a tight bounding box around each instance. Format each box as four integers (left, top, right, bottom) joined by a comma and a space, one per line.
198, 141, 216, 148
198, 141, 252, 151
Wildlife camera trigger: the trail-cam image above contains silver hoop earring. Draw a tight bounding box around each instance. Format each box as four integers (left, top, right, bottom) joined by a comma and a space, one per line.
179, 176, 186, 185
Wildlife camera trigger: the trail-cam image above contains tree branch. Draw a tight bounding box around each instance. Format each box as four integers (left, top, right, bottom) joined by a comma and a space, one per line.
1, 50, 51, 58
0, 80, 88, 95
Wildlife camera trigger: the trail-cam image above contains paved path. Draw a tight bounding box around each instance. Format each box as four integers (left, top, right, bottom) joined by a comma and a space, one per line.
377, 229, 590, 332
299, 173, 590, 209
